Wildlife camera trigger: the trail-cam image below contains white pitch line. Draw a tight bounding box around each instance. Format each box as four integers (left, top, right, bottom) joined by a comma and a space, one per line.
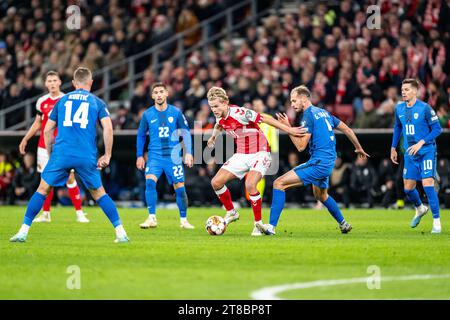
251, 274, 450, 300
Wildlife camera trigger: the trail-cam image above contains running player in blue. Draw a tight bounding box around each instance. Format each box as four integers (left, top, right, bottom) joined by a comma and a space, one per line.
257, 85, 369, 235
136, 83, 194, 229
10, 67, 129, 243
391, 78, 442, 233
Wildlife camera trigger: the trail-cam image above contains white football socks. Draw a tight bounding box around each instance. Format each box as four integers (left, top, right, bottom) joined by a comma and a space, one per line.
19, 224, 30, 235
115, 225, 127, 238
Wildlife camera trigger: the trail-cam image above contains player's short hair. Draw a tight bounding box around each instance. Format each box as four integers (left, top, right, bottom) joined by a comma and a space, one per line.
151, 82, 167, 92
291, 85, 311, 98
402, 78, 420, 90
207, 86, 229, 102
45, 70, 60, 80
73, 67, 92, 84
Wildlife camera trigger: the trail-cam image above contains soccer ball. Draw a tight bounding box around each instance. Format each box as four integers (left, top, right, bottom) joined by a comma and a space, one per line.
205, 215, 227, 235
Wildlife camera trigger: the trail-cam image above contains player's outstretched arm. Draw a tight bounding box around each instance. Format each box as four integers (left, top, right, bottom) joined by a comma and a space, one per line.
44, 118, 56, 156
207, 122, 223, 148
262, 115, 306, 137
98, 117, 113, 169
19, 116, 42, 155
275, 113, 310, 152
336, 121, 369, 159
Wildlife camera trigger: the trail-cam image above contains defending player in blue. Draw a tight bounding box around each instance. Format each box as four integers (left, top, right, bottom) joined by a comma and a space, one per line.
136, 83, 194, 229
10, 67, 129, 243
390, 78, 442, 233
257, 85, 369, 235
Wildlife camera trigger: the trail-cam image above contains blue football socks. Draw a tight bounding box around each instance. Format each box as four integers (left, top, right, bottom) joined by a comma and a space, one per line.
322, 196, 345, 224
175, 186, 188, 218
23, 192, 46, 226
269, 189, 286, 227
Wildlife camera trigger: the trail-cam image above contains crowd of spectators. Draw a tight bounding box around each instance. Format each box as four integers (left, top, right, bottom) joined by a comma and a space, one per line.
0, 0, 246, 126
1, 0, 450, 130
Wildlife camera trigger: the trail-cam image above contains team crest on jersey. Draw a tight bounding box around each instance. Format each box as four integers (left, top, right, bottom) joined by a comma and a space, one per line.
245, 110, 253, 121
168, 116, 174, 123
414, 113, 418, 119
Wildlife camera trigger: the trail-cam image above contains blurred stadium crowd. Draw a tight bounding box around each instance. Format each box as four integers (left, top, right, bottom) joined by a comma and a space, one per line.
2, 149, 450, 208
1, 0, 450, 208
1, 0, 450, 129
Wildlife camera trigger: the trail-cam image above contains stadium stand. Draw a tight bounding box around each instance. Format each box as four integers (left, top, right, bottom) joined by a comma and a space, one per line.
0, 0, 449, 129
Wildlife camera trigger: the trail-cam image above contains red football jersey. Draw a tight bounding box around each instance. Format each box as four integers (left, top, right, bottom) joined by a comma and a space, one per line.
36, 93, 64, 148
217, 105, 270, 154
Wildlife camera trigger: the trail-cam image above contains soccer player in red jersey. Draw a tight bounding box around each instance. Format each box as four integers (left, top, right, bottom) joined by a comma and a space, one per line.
206, 87, 303, 235
19, 71, 89, 223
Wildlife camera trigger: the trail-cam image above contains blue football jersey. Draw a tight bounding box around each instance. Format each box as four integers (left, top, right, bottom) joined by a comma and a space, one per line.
301, 106, 341, 163
394, 99, 439, 153
49, 88, 110, 162
137, 104, 191, 159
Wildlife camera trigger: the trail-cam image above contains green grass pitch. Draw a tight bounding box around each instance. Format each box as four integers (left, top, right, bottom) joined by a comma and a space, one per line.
0, 206, 449, 299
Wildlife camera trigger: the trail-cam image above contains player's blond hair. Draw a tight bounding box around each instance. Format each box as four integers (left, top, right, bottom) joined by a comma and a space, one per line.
73, 67, 92, 84
291, 85, 311, 98
207, 86, 229, 102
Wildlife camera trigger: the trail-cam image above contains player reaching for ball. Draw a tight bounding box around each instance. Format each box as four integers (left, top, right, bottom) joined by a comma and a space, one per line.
206, 86, 304, 236
257, 85, 369, 236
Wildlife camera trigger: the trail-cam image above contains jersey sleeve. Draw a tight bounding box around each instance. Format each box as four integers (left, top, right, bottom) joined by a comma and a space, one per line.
301, 112, 313, 134
136, 113, 149, 158
177, 111, 192, 155
391, 106, 402, 148
331, 115, 341, 128
97, 98, 110, 119
176, 110, 190, 131
49, 99, 60, 122
36, 97, 44, 116
425, 104, 439, 125
423, 104, 442, 144
233, 107, 263, 125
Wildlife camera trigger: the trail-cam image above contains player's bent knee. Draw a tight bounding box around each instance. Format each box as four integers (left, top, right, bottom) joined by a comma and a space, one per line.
37, 180, 52, 195
145, 174, 158, 182
245, 181, 258, 194
173, 182, 185, 189
89, 186, 106, 201
273, 178, 286, 191
403, 179, 416, 190
422, 178, 434, 187
67, 172, 76, 184
211, 177, 223, 191
314, 192, 328, 202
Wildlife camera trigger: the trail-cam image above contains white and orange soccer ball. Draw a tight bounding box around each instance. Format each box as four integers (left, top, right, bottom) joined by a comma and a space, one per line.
205, 215, 227, 235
